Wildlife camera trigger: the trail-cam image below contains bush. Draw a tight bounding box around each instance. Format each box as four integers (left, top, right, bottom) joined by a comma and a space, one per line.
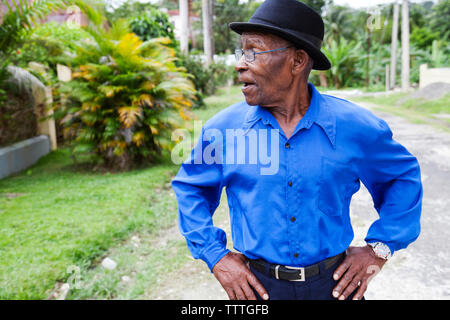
211, 59, 237, 90
129, 8, 177, 46
33, 21, 91, 50
12, 22, 92, 81
178, 54, 235, 107
411, 27, 439, 50
126, 7, 236, 105
322, 38, 361, 89
0, 0, 86, 104
53, 17, 196, 170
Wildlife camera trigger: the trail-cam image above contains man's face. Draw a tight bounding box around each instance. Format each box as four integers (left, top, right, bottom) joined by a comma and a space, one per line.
236, 32, 295, 107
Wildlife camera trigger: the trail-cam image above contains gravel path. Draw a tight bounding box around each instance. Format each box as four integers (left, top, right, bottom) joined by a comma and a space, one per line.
153, 99, 450, 300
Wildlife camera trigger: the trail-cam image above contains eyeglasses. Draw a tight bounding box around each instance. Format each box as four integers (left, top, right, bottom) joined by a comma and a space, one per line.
235, 46, 293, 63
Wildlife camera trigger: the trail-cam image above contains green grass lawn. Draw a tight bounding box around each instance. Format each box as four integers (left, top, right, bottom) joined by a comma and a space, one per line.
0, 85, 244, 299
0, 151, 179, 299
193, 85, 244, 122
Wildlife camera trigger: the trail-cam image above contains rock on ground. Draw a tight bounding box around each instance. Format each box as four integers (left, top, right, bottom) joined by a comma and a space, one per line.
398, 82, 450, 104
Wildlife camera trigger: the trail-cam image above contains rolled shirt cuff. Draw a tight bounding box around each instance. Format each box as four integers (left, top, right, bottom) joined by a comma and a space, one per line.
200, 243, 231, 272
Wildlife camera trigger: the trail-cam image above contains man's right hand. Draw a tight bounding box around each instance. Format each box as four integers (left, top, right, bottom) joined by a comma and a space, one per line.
212, 252, 269, 300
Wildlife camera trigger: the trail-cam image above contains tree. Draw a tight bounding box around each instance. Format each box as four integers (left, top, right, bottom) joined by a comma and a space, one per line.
0, 0, 95, 104
129, 8, 177, 45
202, 0, 214, 66
0, 1, 62, 79
323, 5, 357, 45
104, 0, 154, 22
410, 26, 439, 50
179, 0, 189, 54
322, 38, 361, 88
158, 0, 196, 49
302, 0, 331, 14
157, 0, 180, 10
429, 0, 450, 42
401, 0, 410, 92
409, 2, 428, 29
204, 0, 258, 54
390, 3, 399, 88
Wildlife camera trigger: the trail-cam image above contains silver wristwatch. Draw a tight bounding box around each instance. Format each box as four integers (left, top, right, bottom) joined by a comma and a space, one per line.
367, 242, 391, 260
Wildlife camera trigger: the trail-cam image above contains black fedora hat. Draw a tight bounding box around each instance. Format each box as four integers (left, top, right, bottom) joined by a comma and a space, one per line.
229, 0, 331, 70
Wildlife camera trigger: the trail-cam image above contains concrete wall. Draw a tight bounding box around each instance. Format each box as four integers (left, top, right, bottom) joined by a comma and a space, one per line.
34, 86, 57, 151
420, 64, 450, 88
0, 135, 50, 180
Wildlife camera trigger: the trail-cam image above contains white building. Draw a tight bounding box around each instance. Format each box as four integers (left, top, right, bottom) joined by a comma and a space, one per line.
163, 8, 201, 47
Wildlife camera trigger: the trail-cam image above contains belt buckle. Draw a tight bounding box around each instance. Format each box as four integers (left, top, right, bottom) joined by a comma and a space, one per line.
285, 266, 305, 281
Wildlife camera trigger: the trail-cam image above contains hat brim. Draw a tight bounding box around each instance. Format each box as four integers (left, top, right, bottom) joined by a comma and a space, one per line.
229, 22, 331, 71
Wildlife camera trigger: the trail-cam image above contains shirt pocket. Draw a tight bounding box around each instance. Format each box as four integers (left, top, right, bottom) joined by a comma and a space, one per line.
318, 157, 358, 217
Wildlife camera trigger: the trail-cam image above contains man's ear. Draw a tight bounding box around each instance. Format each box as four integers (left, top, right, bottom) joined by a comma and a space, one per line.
292, 49, 309, 76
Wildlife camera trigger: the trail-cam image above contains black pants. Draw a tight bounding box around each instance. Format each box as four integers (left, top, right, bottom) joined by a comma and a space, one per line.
250, 256, 364, 300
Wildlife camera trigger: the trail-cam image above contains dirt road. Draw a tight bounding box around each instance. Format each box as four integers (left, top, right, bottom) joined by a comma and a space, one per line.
152, 100, 450, 300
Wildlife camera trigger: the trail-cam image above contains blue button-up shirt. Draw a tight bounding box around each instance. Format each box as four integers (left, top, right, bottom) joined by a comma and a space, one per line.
171, 83, 422, 271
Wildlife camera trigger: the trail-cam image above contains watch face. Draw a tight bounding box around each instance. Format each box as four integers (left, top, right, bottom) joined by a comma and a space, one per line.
374, 243, 390, 259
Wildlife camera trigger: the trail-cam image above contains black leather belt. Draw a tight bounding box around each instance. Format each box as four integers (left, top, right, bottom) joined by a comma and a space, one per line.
249, 252, 345, 282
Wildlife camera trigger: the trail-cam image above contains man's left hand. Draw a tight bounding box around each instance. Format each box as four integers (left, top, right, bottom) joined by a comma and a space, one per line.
332, 245, 387, 300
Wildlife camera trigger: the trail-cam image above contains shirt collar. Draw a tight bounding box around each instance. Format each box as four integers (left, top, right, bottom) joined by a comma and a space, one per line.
242, 83, 336, 148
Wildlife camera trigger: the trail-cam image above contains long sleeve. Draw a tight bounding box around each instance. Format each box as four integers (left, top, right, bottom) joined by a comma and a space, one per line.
171, 128, 229, 271
357, 118, 423, 254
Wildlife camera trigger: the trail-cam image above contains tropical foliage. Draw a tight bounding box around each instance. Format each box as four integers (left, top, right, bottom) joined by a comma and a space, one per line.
0, 0, 73, 56
322, 38, 361, 89
52, 16, 196, 170
202, 0, 260, 54
129, 7, 177, 46
2, 0, 450, 154
428, 0, 450, 42
0, 0, 84, 86
0, 0, 91, 144
316, 1, 450, 89
7, 21, 91, 86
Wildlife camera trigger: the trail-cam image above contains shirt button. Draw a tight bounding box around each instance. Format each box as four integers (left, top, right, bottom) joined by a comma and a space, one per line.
285, 142, 290, 149
288, 181, 293, 187
290, 216, 296, 222
293, 253, 299, 258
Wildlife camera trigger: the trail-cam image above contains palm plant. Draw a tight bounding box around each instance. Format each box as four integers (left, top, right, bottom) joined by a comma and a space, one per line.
323, 5, 356, 45
1, 0, 65, 54
322, 38, 361, 88
0, 0, 72, 79
430, 40, 450, 68
0, 0, 96, 106
367, 42, 391, 88
53, 17, 196, 170
0, 0, 90, 142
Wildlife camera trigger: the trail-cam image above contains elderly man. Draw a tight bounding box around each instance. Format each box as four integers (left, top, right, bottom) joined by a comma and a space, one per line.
171, 0, 422, 300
